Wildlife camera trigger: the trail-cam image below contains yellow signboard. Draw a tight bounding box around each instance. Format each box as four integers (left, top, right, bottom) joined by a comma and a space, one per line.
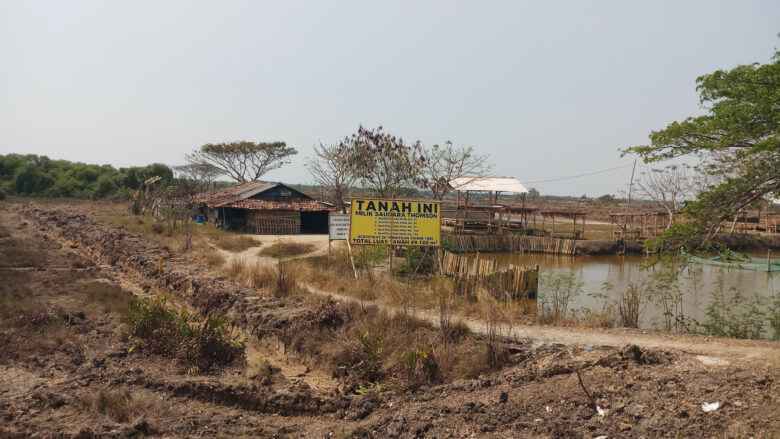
349, 198, 441, 246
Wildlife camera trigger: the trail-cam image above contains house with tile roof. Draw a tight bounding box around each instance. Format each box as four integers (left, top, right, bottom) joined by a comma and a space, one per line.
200, 180, 332, 234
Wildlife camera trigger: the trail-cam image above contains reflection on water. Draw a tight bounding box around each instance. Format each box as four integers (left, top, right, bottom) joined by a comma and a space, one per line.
462, 252, 779, 330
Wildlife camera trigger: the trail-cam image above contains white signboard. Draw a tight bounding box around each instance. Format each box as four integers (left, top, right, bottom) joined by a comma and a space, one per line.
328, 214, 350, 240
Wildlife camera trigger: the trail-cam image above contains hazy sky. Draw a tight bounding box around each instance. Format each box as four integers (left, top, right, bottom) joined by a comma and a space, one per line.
1, 1, 778, 196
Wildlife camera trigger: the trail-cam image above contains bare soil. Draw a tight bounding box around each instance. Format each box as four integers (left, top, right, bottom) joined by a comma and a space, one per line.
1, 202, 778, 438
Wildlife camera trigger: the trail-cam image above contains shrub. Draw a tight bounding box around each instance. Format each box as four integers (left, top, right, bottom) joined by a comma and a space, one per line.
397, 343, 439, 390
538, 270, 583, 322
126, 295, 244, 371
353, 329, 385, 383
702, 281, 766, 340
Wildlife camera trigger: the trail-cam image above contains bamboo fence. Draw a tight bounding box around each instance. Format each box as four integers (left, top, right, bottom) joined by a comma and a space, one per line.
442, 251, 538, 302
445, 234, 579, 255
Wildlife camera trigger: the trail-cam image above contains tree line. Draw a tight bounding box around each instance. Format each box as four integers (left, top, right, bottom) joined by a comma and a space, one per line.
0, 153, 175, 200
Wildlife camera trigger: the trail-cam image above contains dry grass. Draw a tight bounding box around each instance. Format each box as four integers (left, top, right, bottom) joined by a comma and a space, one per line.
187, 245, 226, 267
280, 297, 503, 391
80, 281, 134, 314
221, 257, 305, 298
78, 387, 166, 425
213, 235, 259, 252
224, 257, 248, 278
257, 241, 315, 258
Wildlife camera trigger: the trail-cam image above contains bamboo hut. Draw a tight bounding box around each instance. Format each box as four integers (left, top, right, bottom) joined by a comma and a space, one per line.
447, 176, 529, 234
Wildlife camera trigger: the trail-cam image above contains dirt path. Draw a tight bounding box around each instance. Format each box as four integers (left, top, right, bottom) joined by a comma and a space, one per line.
304, 285, 779, 367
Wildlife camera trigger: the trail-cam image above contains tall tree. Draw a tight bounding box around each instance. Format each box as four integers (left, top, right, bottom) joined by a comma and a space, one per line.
305, 142, 357, 213
421, 141, 491, 200
623, 49, 779, 250
340, 125, 426, 199
185, 141, 297, 183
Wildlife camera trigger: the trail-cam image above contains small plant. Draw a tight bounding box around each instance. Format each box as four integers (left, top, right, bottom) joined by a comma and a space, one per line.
649, 266, 684, 332
538, 270, 583, 322
397, 343, 438, 390
354, 329, 385, 382
584, 287, 615, 329
768, 292, 780, 341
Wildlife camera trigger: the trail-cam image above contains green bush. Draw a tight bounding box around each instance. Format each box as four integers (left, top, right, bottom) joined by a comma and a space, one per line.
126, 295, 245, 372
0, 153, 174, 200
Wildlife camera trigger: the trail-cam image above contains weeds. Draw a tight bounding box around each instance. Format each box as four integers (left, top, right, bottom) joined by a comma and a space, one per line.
538, 270, 582, 323
78, 387, 165, 424
354, 329, 385, 383
224, 257, 247, 278
768, 292, 780, 341
126, 295, 245, 372
702, 278, 767, 340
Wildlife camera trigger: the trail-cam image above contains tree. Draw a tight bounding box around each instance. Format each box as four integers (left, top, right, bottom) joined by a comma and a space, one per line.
635, 166, 692, 229
174, 163, 221, 191
420, 141, 491, 200
597, 194, 619, 206
340, 125, 426, 199
623, 49, 779, 250
305, 142, 357, 213
185, 141, 297, 183
527, 187, 540, 201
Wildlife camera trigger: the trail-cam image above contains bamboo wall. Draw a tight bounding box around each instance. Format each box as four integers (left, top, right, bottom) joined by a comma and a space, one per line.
445, 234, 579, 255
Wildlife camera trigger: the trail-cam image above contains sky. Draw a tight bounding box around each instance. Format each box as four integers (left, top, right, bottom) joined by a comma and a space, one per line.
1, 1, 778, 196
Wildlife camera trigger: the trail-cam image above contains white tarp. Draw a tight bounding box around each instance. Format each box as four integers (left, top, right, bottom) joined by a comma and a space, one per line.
448, 176, 528, 193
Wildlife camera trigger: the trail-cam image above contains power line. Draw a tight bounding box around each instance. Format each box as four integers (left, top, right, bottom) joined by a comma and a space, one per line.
523, 163, 636, 184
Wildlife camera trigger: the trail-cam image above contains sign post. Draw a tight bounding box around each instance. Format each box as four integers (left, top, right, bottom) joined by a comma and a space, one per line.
328, 213, 356, 277
348, 198, 442, 247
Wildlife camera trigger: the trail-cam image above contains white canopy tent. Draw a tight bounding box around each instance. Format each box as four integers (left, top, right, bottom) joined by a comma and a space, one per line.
446, 176, 531, 233
448, 176, 528, 194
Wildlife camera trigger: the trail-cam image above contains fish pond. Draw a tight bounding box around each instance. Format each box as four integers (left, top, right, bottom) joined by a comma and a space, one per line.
460, 252, 779, 339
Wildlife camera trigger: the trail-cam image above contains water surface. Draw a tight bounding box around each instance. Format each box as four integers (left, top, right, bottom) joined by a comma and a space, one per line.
462, 252, 779, 331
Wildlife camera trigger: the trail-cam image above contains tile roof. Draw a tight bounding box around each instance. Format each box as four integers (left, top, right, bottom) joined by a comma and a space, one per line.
200, 180, 332, 211
217, 198, 333, 211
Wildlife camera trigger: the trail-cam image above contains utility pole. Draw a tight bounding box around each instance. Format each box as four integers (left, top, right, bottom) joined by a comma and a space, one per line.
622, 159, 637, 254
